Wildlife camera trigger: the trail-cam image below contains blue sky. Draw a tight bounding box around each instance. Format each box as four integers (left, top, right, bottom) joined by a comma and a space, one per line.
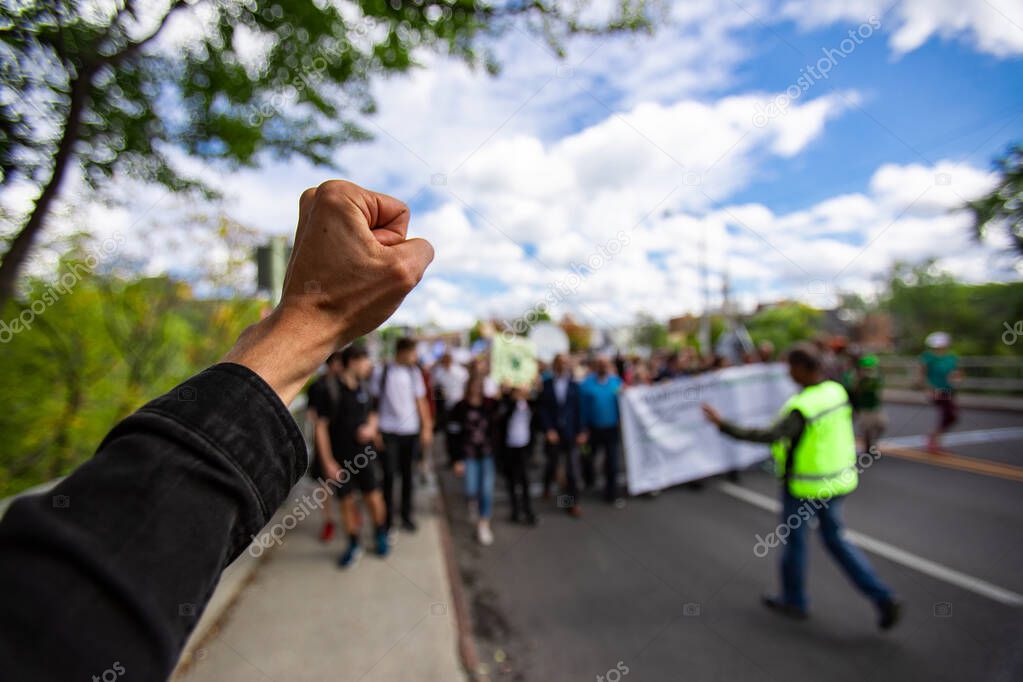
74, 0, 1023, 329
727, 24, 1023, 212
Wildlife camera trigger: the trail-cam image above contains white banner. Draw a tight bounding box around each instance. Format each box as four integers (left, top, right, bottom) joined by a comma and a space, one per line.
620, 363, 798, 495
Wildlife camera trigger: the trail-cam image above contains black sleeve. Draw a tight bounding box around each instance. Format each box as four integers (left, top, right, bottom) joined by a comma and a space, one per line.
719, 409, 805, 444
0, 363, 306, 681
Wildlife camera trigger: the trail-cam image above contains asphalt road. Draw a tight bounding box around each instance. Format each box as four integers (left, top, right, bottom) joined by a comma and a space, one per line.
439, 403, 1023, 682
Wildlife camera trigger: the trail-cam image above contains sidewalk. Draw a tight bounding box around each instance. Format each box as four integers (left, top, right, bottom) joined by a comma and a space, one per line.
172, 476, 467, 682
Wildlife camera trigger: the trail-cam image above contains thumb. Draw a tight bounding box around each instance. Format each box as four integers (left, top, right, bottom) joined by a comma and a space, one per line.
390, 237, 435, 289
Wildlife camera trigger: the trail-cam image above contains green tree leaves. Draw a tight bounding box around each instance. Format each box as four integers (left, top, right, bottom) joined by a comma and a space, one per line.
966, 143, 1023, 258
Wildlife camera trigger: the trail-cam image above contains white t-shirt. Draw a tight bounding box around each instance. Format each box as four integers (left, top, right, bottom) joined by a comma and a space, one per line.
554, 374, 570, 405
506, 400, 532, 448
483, 375, 499, 399
432, 363, 469, 408
374, 364, 427, 435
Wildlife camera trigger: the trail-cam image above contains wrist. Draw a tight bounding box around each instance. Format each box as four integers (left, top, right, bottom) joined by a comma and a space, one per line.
224, 305, 343, 405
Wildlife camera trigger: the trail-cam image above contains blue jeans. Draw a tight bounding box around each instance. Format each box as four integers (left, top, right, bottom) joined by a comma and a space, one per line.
464, 457, 495, 519
780, 491, 893, 611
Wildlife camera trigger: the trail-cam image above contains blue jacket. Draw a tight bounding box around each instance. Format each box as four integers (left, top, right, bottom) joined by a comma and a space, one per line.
580, 373, 622, 430
538, 375, 582, 439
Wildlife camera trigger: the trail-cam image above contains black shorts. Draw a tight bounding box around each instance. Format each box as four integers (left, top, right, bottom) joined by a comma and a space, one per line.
332, 453, 380, 498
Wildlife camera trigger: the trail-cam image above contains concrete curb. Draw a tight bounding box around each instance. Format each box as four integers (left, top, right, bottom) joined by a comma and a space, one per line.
434, 469, 484, 682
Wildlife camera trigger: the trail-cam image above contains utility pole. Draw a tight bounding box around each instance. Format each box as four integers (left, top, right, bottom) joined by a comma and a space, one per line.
698, 226, 710, 354
255, 236, 291, 307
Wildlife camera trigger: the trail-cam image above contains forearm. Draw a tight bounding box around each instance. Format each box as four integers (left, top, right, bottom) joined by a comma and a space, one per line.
315, 420, 336, 468
418, 399, 433, 434
719, 411, 803, 444
0, 363, 305, 680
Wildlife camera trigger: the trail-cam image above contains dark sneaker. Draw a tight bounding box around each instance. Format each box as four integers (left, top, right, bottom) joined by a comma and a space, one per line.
524, 512, 539, 526
401, 518, 418, 533
879, 598, 903, 630
375, 529, 391, 558
337, 544, 362, 569
761, 595, 809, 620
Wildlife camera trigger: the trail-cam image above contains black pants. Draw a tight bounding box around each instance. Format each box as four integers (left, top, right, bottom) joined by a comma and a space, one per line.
381, 432, 419, 529
544, 438, 580, 506
589, 426, 621, 502
504, 445, 533, 518
445, 428, 464, 467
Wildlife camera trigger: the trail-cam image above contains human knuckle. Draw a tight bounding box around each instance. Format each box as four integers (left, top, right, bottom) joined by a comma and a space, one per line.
316, 179, 357, 205
391, 258, 419, 288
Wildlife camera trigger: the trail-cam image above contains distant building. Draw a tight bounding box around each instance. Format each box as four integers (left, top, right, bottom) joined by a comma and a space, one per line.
855, 313, 894, 351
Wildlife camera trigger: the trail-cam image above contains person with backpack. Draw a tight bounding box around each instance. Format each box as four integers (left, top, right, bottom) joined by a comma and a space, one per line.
373, 337, 433, 533
312, 346, 389, 567
306, 353, 344, 542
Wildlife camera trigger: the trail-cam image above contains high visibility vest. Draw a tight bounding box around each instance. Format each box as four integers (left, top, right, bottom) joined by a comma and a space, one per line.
771, 380, 858, 499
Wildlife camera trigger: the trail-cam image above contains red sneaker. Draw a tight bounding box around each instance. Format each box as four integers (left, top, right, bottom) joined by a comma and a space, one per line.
319, 521, 335, 543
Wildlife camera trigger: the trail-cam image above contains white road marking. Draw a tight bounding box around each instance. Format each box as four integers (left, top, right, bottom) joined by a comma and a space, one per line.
883, 427, 1023, 449
716, 481, 1023, 607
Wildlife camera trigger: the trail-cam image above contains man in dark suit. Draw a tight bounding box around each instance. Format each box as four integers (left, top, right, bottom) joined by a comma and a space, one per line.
538, 354, 583, 517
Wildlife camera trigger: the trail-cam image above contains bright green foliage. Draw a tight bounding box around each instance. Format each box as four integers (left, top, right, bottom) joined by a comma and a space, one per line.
745, 302, 823, 353
633, 312, 669, 349
882, 261, 1023, 355
0, 246, 262, 497
966, 143, 1023, 258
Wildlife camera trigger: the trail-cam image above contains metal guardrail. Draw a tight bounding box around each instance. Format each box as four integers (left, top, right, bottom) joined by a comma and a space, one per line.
878, 356, 1023, 393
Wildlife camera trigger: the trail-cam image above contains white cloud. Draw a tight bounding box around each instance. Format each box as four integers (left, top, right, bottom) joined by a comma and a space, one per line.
782, 0, 1023, 57
869, 161, 997, 213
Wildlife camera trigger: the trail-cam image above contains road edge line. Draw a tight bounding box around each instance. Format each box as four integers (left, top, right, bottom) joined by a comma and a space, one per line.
716, 482, 1023, 608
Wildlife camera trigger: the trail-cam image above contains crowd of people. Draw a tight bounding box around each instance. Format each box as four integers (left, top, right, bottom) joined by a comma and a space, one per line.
303, 331, 935, 631
304, 328, 960, 565
306, 340, 638, 556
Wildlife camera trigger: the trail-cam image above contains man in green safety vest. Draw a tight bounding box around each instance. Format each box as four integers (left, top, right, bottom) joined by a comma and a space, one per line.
702, 343, 902, 629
